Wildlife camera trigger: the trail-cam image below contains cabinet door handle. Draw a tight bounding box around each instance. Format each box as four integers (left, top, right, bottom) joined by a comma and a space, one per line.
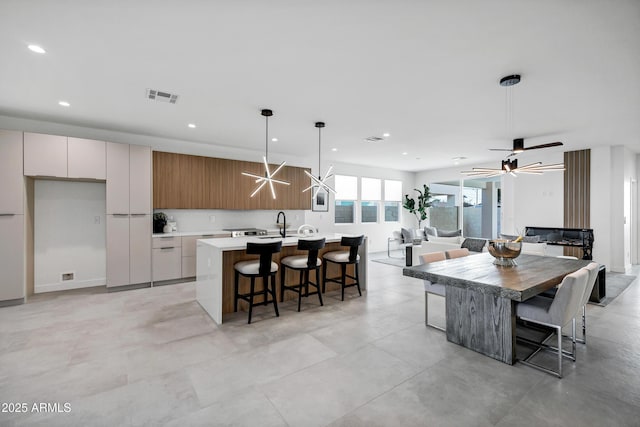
130, 213, 147, 216
113, 213, 129, 217
160, 247, 175, 250
0, 213, 16, 216
159, 236, 174, 239
201, 234, 214, 237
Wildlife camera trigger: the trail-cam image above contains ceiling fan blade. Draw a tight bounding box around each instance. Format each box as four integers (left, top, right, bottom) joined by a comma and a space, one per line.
523, 142, 563, 151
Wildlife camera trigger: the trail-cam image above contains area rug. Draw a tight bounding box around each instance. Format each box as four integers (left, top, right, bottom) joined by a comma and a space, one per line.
591, 272, 637, 307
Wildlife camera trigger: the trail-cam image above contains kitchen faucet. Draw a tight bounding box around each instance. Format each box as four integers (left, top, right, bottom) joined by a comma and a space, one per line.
277, 211, 286, 238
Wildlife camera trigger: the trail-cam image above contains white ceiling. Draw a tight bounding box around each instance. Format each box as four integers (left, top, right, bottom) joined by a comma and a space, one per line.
1, 0, 639, 172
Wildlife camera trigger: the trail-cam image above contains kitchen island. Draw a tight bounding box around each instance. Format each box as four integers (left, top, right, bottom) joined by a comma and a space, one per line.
196, 234, 368, 324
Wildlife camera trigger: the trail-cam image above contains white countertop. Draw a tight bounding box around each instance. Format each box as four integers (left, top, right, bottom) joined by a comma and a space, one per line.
152, 228, 296, 238
198, 233, 345, 251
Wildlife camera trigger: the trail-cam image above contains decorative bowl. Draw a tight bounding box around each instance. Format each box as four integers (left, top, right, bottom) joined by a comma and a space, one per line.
488, 239, 522, 267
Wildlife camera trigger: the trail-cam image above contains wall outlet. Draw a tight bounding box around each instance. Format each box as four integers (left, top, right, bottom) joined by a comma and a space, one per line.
295, 214, 300, 221
209, 215, 216, 223
94, 216, 101, 224
61, 272, 75, 281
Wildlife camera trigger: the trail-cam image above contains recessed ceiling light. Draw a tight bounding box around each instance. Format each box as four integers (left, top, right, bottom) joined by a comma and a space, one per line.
331, 148, 338, 152
28, 44, 46, 54
188, 123, 196, 128
271, 138, 278, 142
58, 101, 70, 107
452, 156, 467, 161
402, 152, 408, 155
383, 133, 390, 137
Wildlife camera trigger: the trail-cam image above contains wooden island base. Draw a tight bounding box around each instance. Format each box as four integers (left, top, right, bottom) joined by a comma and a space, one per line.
222, 241, 356, 313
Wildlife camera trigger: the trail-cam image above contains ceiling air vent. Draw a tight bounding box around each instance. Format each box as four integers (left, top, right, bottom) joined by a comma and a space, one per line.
364, 136, 384, 143
146, 88, 178, 104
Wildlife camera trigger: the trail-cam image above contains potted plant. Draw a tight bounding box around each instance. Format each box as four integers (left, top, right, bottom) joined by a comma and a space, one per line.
403, 184, 433, 229
153, 212, 168, 233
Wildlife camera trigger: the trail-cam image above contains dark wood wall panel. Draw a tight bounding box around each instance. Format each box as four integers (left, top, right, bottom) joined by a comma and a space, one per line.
563, 149, 591, 257
153, 151, 312, 210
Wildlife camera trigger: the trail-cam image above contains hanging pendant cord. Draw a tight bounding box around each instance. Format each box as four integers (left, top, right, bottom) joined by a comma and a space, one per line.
318, 126, 321, 178
265, 115, 269, 163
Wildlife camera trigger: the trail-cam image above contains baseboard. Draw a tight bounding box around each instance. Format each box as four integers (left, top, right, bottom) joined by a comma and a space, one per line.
107, 282, 151, 292
35, 278, 106, 294
152, 277, 194, 287
0, 297, 25, 308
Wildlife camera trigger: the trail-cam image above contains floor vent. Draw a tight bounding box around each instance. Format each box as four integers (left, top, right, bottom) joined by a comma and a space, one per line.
61, 272, 75, 281
146, 88, 178, 104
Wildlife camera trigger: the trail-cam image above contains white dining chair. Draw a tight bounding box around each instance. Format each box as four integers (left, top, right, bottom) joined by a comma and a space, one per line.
516, 268, 590, 378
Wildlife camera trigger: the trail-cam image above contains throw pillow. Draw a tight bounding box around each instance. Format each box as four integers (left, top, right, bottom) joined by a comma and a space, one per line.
461, 238, 488, 253
423, 226, 437, 240
400, 227, 415, 243
437, 229, 462, 237
428, 235, 463, 244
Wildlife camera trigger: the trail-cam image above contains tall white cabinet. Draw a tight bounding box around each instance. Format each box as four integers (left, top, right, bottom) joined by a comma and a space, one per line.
0, 130, 25, 303
106, 142, 152, 287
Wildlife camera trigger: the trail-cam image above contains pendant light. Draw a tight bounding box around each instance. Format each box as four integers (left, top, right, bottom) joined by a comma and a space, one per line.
303, 121, 336, 197
242, 109, 290, 199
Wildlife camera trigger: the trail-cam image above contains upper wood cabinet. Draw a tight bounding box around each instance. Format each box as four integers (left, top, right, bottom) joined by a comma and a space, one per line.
0, 130, 24, 214
24, 132, 68, 177
67, 137, 106, 180
153, 151, 312, 210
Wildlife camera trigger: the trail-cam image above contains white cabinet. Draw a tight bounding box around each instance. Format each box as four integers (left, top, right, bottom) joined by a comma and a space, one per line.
0, 130, 24, 214
106, 142, 150, 215
180, 234, 216, 278
130, 215, 152, 284
106, 142, 130, 214
0, 215, 25, 302
68, 137, 106, 180
106, 215, 130, 287
0, 129, 25, 303
24, 132, 67, 177
129, 144, 151, 214
153, 236, 182, 282
24, 133, 106, 180
107, 214, 151, 287
106, 142, 152, 287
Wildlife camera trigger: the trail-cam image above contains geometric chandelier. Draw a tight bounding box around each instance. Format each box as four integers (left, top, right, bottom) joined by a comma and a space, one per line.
462, 158, 565, 178
303, 121, 336, 197
462, 74, 565, 178
242, 109, 290, 199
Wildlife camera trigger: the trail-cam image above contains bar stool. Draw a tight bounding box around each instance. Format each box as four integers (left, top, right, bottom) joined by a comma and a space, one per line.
322, 235, 364, 301
280, 238, 326, 311
234, 240, 282, 324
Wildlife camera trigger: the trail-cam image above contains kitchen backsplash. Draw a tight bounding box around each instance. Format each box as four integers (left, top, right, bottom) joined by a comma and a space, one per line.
154, 209, 307, 233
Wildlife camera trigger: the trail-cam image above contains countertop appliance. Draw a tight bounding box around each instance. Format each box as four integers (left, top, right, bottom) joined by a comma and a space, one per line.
223, 227, 268, 238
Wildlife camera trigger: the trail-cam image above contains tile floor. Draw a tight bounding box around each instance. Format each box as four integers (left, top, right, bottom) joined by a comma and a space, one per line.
0, 260, 639, 426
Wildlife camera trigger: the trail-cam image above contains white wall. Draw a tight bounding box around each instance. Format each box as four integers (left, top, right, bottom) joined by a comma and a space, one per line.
591, 146, 613, 270
304, 161, 416, 253
34, 180, 106, 292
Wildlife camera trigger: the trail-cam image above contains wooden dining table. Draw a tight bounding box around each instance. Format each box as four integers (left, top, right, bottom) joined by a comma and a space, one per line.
403, 252, 590, 364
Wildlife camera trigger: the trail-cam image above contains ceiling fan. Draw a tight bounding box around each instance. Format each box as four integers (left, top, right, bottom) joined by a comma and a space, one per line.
489, 138, 563, 158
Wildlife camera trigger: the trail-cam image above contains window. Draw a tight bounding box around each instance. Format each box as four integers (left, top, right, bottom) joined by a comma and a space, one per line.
361, 177, 381, 223
335, 175, 357, 224
384, 180, 402, 222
